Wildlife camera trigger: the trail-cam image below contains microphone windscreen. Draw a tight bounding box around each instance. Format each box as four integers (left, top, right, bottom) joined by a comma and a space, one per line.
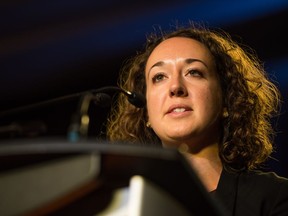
128, 92, 146, 108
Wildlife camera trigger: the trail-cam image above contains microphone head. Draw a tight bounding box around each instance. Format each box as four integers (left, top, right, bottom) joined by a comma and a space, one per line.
128, 92, 146, 108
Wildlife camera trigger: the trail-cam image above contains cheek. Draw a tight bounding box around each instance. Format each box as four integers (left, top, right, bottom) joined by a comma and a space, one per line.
146, 89, 164, 120
201, 87, 223, 117
146, 93, 158, 113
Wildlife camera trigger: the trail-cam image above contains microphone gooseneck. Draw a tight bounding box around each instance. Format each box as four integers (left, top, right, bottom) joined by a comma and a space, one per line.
0, 86, 146, 118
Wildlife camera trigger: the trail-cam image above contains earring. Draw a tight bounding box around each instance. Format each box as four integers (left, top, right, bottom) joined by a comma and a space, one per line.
146, 121, 151, 128
223, 108, 229, 118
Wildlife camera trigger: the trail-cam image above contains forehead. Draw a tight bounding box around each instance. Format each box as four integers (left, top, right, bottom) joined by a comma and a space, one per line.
146, 37, 214, 67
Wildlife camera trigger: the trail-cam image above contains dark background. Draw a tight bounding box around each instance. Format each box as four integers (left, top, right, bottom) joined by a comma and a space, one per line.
0, 0, 287, 177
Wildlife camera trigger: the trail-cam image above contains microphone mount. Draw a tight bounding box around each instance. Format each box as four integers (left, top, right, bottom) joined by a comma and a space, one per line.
69, 86, 146, 141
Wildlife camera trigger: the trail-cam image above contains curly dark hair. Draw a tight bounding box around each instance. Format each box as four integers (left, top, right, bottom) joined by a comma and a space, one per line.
106, 22, 280, 171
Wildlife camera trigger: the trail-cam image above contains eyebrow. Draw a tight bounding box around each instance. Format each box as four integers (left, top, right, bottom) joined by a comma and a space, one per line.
148, 58, 209, 75
185, 58, 208, 68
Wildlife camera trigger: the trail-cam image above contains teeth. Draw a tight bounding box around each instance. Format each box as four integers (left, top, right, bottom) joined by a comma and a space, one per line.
173, 108, 185, 113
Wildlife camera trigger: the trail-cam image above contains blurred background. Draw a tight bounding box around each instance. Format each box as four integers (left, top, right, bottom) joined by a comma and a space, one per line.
0, 0, 287, 177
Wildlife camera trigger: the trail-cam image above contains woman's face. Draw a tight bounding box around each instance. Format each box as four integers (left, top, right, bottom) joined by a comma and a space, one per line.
145, 37, 223, 149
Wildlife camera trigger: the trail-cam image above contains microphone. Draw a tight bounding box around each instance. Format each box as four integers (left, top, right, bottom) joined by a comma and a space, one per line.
0, 86, 146, 118
90, 86, 146, 108
0, 85, 145, 141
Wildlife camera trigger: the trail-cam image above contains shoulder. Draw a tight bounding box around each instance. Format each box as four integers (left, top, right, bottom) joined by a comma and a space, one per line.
217, 169, 288, 216
239, 170, 288, 189
238, 170, 288, 215
237, 170, 288, 197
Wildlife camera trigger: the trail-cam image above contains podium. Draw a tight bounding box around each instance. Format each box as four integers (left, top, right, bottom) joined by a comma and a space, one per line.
0, 138, 226, 216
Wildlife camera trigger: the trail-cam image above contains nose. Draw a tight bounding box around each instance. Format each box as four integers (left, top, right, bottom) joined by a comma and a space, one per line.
169, 76, 188, 97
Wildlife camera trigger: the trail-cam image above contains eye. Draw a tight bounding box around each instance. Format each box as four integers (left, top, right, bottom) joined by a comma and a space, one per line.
152, 73, 166, 83
186, 69, 203, 77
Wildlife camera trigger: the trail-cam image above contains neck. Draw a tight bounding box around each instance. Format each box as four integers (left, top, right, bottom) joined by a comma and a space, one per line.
181, 143, 223, 192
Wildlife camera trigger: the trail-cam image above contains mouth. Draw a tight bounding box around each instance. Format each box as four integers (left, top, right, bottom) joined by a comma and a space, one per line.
171, 108, 187, 113
167, 105, 193, 114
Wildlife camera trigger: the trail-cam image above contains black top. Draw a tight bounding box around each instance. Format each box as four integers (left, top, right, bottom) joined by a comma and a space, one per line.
214, 169, 288, 216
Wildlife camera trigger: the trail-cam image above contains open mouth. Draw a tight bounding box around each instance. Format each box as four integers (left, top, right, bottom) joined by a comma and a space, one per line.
167, 105, 193, 114
171, 108, 186, 113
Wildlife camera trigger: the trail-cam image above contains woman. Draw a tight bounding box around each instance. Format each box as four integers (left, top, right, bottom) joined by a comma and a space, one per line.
106, 23, 288, 215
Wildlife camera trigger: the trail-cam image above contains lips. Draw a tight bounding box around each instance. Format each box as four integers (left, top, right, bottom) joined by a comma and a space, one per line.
167, 104, 192, 114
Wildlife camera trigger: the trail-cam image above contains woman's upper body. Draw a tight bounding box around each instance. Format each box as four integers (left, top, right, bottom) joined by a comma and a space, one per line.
106, 22, 288, 215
